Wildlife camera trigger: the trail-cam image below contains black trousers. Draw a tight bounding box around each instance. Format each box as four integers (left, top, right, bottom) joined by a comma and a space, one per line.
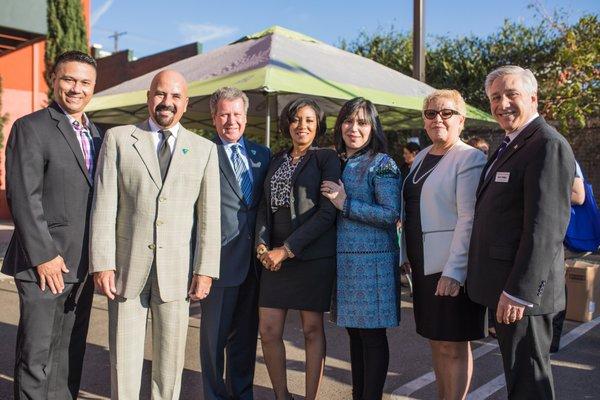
346, 328, 389, 400
14, 277, 94, 400
200, 271, 259, 400
494, 313, 555, 400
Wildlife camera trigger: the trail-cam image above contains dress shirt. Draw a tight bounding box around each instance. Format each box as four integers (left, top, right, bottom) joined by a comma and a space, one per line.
148, 117, 180, 155
219, 137, 254, 182
57, 104, 95, 158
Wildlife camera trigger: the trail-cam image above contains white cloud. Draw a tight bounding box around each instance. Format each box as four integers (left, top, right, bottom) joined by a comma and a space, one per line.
91, 0, 115, 26
179, 23, 238, 43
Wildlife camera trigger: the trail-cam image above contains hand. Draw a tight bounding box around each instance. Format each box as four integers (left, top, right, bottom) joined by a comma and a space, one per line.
36, 255, 69, 294
256, 244, 268, 259
93, 270, 117, 300
260, 247, 288, 270
496, 292, 525, 325
189, 275, 213, 301
321, 179, 346, 210
434, 276, 461, 297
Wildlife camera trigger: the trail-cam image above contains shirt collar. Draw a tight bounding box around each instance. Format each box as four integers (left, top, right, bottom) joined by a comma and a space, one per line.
505, 113, 539, 142
148, 118, 181, 138
220, 136, 247, 152
56, 103, 89, 129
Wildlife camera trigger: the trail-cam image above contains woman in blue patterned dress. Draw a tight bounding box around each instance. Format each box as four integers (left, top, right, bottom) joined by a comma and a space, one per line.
321, 97, 401, 400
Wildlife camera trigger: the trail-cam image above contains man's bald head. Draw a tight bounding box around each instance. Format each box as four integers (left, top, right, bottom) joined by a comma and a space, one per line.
147, 69, 189, 129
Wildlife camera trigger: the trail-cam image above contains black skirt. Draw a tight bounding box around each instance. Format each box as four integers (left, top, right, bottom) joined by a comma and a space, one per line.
404, 154, 487, 341
259, 207, 335, 312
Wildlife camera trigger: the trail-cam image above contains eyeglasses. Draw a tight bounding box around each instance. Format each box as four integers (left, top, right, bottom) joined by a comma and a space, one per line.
423, 109, 462, 120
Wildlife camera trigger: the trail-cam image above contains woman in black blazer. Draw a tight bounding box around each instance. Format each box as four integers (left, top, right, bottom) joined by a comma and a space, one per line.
255, 98, 341, 400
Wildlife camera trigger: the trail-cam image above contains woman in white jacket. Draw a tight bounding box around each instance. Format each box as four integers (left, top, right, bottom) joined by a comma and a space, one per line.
401, 89, 487, 400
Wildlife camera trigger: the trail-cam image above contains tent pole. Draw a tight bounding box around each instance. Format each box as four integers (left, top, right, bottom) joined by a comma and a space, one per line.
265, 94, 271, 148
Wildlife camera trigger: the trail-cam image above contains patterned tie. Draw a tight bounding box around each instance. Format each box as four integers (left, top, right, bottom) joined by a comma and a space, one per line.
158, 130, 172, 181
230, 144, 253, 205
493, 136, 511, 163
72, 120, 94, 179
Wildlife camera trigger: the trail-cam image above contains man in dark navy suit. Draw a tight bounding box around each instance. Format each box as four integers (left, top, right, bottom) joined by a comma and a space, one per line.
2, 51, 102, 400
200, 87, 270, 400
467, 66, 575, 400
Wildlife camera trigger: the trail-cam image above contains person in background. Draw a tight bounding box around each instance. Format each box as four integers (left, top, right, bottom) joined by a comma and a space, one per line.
321, 97, 401, 400
400, 142, 421, 179
466, 136, 490, 156
401, 89, 487, 400
551, 160, 586, 353
255, 98, 340, 400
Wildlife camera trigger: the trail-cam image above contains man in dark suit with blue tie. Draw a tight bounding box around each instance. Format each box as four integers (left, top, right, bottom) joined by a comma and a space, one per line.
467, 66, 575, 399
200, 87, 270, 400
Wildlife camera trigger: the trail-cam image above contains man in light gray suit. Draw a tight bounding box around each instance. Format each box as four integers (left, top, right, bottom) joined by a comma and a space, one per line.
90, 70, 221, 399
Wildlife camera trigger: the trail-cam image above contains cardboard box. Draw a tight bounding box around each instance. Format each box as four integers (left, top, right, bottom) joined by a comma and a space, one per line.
565, 260, 600, 322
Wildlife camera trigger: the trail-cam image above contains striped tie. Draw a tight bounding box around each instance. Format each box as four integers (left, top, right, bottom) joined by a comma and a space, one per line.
72, 120, 94, 180
230, 144, 253, 205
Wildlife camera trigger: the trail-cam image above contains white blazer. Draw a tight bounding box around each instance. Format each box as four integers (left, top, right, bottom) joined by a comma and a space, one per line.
400, 140, 486, 284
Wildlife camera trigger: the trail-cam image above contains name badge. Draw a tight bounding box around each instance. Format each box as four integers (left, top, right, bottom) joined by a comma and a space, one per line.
495, 172, 510, 183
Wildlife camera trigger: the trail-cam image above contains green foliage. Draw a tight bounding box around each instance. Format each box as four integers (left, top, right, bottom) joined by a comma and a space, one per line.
340, 11, 599, 135
540, 15, 600, 131
44, 0, 89, 98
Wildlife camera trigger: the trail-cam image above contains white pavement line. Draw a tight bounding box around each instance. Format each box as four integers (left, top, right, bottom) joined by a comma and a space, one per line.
391, 340, 499, 398
467, 316, 600, 400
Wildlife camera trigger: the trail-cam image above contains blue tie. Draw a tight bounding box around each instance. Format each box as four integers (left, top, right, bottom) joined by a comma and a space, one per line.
230, 144, 253, 205
493, 136, 511, 162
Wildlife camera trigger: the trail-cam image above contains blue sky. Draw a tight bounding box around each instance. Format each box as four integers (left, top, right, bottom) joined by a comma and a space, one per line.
90, 0, 599, 58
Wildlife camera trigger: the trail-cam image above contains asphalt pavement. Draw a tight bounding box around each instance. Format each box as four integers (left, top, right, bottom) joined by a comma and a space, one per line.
0, 220, 598, 399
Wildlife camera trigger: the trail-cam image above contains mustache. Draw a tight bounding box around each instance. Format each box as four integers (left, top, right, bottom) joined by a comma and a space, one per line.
155, 104, 177, 113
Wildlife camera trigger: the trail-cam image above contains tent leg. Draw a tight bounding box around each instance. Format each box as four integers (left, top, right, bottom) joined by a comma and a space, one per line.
265, 95, 271, 148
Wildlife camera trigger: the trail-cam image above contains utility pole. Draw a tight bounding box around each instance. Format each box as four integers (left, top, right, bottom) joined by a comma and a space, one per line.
108, 31, 127, 53
412, 0, 425, 82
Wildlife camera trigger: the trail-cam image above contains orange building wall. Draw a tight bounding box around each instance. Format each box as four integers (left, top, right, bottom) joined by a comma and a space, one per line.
0, 0, 90, 220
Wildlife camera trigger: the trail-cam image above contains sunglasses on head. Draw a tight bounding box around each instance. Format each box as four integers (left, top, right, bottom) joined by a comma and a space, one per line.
423, 109, 461, 120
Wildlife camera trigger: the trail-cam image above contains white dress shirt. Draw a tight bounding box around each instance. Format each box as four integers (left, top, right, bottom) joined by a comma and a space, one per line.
148, 117, 180, 155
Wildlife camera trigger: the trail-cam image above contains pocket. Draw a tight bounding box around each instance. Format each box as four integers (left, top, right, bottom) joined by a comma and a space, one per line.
488, 245, 515, 261
422, 230, 453, 275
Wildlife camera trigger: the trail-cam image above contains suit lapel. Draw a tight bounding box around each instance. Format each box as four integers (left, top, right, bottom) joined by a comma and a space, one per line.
244, 138, 265, 207
477, 117, 541, 197
131, 120, 161, 189
48, 103, 93, 186
215, 139, 244, 202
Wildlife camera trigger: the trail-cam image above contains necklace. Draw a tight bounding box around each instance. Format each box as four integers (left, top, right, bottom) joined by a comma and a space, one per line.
410, 141, 457, 184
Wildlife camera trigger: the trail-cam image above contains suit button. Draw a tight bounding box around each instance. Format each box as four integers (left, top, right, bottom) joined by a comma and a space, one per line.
148, 244, 156, 250
156, 220, 163, 226
159, 197, 167, 202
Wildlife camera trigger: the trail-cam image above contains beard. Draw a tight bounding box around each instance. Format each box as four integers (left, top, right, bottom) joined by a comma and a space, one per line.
153, 104, 177, 127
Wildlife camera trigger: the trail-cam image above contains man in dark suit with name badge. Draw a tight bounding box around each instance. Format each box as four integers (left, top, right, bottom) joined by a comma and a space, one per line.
467, 65, 575, 399
2, 51, 102, 400
200, 87, 270, 400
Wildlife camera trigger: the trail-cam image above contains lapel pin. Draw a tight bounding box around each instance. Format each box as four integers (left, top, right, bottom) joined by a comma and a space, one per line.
182, 148, 189, 154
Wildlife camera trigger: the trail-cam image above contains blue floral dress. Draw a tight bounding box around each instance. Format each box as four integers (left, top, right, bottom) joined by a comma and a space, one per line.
332, 151, 402, 328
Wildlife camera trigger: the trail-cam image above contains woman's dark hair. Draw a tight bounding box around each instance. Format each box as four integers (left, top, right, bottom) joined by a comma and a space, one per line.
279, 97, 327, 140
403, 142, 421, 154
333, 97, 388, 155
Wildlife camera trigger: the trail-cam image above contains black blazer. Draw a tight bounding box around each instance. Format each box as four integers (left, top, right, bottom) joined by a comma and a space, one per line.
2, 102, 103, 282
255, 147, 341, 260
466, 116, 575, 315
214, 137, 270, 287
